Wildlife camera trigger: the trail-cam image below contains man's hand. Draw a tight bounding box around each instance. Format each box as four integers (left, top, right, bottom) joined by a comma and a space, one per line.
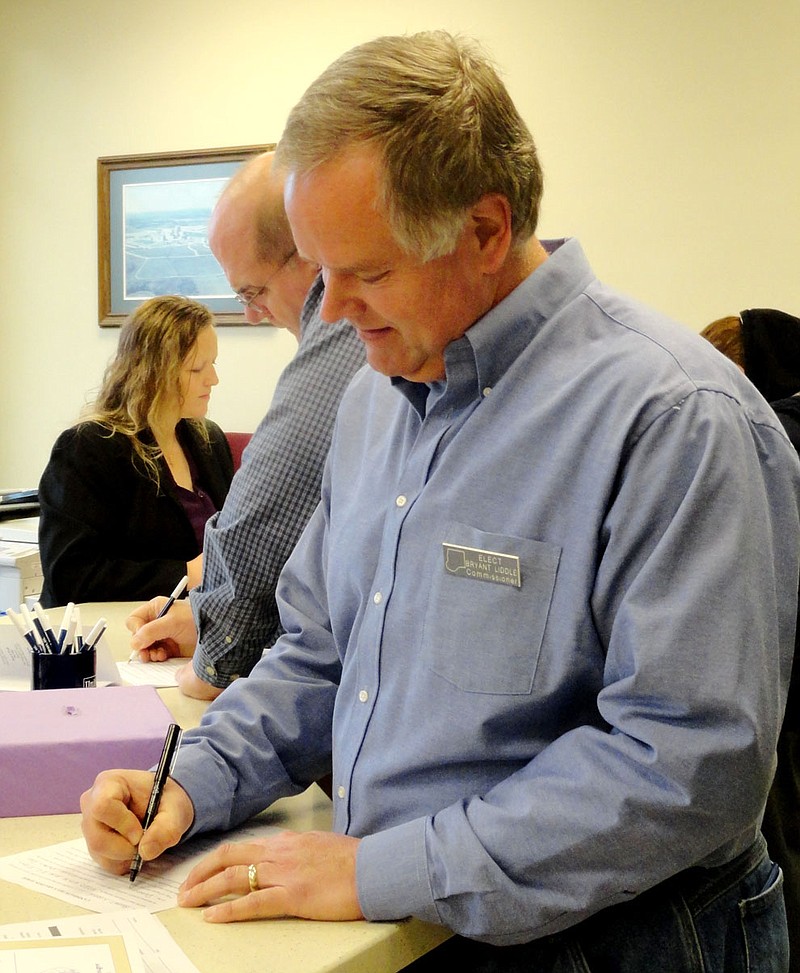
80, 769, 194, 874
127, 598, 198, 662
175, 662, 224, 701
177, 830, 363, 923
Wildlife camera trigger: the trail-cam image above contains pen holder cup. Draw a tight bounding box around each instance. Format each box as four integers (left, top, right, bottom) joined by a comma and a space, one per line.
32, 649, 97, 690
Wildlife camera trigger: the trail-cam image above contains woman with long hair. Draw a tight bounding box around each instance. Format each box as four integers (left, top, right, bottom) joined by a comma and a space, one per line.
38, 295, 234, 606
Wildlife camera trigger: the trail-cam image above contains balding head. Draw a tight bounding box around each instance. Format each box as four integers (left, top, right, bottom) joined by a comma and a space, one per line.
209, 151, 317, 335
209, 151, 295, 264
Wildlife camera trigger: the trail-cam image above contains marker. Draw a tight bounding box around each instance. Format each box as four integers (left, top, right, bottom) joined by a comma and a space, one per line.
129, 575, 188, 662
129, 722, 182, 882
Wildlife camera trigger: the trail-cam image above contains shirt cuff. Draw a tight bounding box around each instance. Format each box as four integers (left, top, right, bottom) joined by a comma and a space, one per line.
356, 817, 440, 925
191, 642, 266, 688
171, 743, 234, 837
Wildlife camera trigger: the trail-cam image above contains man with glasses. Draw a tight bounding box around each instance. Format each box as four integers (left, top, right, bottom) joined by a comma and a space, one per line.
128, 151, 364, 699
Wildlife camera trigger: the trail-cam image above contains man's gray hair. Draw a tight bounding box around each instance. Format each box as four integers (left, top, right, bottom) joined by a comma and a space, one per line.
276, 31, 543, 261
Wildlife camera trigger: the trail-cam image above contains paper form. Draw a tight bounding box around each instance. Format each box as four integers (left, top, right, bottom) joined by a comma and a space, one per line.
0, 629, 29, 690
117, 657, 185, 687
0, 819, 280, 914
0, 909, 199, 973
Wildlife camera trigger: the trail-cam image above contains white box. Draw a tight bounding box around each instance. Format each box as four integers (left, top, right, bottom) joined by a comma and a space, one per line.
0, 542, 43, 611
0, 515, 39, 544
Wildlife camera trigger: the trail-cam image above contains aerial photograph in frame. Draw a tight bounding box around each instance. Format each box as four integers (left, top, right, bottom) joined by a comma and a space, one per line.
121, 174, 229, 301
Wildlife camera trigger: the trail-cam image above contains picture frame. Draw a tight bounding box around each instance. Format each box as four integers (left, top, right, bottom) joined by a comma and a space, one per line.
97, 144, 274, 327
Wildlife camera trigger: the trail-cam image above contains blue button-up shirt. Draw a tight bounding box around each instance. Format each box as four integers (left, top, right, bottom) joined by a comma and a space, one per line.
174, 238, 800, 945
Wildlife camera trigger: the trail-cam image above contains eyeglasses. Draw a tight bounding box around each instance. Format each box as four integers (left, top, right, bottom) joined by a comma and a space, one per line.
234, 248, 297, 310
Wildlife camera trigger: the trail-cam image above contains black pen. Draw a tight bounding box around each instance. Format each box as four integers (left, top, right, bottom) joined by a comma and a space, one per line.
129, 722, 182, 882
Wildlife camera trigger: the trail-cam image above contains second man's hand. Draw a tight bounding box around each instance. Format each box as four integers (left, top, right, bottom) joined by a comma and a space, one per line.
127, 597, 199, 662
175, 663, 225, 701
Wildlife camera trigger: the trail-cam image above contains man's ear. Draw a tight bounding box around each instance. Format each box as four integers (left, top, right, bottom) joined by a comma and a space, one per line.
470, 193, 513, 272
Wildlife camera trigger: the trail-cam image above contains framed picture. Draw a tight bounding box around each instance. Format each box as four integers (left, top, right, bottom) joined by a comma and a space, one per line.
97, 144, 274, 327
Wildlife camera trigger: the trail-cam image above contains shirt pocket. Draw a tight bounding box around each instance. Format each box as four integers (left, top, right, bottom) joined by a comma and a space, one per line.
421, 520, 561, 695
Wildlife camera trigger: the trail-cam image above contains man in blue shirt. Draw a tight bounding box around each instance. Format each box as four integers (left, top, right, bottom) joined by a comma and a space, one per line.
82, 32, 800, 971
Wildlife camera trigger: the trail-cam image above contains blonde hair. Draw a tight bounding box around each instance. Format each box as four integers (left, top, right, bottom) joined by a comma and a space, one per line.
276, 30, 543, 261
80, 295, 214, 487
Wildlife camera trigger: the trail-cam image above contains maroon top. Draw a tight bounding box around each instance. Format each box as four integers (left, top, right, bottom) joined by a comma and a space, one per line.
172, 446, 218, 549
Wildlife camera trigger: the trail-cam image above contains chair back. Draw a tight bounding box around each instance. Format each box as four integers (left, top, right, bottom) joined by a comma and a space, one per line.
225, 432, 252, 472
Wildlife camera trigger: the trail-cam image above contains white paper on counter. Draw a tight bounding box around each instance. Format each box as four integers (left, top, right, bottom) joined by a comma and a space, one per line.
0, 819, 280, 914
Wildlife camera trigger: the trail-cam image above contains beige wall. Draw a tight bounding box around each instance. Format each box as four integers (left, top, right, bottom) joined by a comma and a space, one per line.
1, 0, 798, 486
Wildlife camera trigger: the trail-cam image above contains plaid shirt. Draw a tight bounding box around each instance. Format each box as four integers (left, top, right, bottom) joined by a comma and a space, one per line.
189, 275, 365, 687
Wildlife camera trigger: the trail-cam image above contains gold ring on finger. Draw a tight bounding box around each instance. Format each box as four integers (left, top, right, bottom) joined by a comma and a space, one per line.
248, 863, 259, 893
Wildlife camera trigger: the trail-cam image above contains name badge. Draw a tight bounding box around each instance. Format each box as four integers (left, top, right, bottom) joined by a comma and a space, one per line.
442, 542, 522, 588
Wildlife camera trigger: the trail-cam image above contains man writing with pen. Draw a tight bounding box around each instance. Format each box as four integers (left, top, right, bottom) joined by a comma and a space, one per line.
80, 32, 799, 971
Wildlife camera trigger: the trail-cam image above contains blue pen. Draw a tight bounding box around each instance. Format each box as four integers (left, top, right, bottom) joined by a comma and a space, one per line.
63, 614, 78, 655
57, 602, 75, 653
20, 604, 46, 653
83, 616, 107, 653
7, 608, 39, 651
32, 603, 59, 654
159, 575, 188, 619
73, 605, 83, 654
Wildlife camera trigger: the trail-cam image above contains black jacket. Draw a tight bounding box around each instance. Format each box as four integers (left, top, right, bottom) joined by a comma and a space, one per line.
772, 395, 800, 455
38, 419, 233, 607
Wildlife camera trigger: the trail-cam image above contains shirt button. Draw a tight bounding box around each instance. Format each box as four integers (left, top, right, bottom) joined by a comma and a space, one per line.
483, 386, 492, 397
224, 635, 233, 644
337, 786, 346, 799
373, 591, 383, 605
396, 495, 407, 507
359, 689, 369, 702
204, 664, 216, 676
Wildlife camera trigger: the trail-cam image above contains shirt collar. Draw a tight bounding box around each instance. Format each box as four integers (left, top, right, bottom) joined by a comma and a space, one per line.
393, 238, 593, 415
299, 272, 325, 338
